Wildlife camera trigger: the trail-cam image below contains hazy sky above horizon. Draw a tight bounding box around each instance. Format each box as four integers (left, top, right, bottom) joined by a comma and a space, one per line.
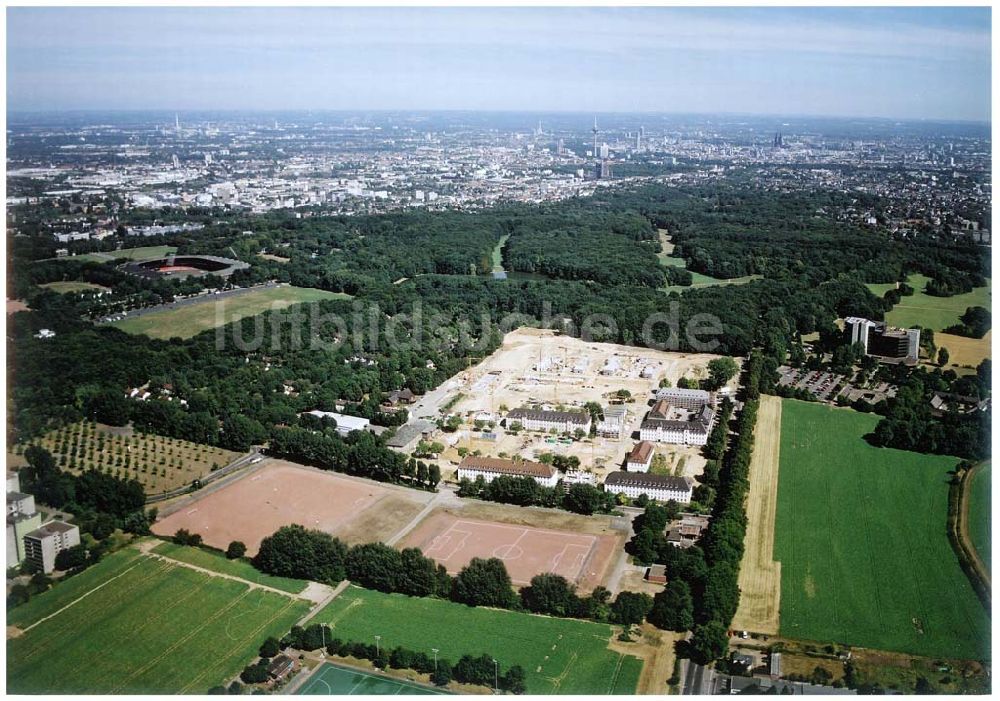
6, 6, 992, 121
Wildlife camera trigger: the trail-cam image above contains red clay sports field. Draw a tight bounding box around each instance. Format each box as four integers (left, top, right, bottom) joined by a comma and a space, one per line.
399, 512, 619, 590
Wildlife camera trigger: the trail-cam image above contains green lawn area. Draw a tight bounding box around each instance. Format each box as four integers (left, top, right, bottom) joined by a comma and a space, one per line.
656, 235, 761, 292
39, 281, 109, 294
864, 280, 900, 298
774, 400, 990, 660
491, 234, 510, 273
152, 541, 308, 594
662, 271, 762, 294
313, 586, 642, 695
867, 273, 992, 331
298, 662, 448, 695
112, 286, 351, 340
65, 245, 178, 263
8, 549, 308, 694
969, 462, 991, 572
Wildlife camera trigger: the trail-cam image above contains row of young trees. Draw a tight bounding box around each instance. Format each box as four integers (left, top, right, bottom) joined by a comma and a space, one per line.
624, 353, 765, 664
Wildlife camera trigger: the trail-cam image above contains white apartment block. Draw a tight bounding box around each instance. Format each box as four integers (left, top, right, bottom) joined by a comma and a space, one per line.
506, 408, 591, 435
603, 472, 694, 504
640, 399, 714, 446
23, 521, 81, 574
456, 456, 559, 488
653, 387, 713, 410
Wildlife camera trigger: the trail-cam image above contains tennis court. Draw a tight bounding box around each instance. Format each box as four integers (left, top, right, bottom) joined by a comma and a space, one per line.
297, 662, 448, 695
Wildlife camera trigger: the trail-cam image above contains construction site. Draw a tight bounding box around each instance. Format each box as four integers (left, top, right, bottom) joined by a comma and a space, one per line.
432, 328, 736, 483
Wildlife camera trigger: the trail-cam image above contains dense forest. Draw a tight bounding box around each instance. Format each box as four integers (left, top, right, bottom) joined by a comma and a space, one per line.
7, 180, 991, 471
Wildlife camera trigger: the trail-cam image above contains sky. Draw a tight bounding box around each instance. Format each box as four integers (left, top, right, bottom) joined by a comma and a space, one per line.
5, 6, 992, 121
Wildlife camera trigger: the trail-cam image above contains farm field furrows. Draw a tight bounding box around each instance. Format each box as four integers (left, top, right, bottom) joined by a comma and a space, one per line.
7, 549, 309, 694
151, 541, 308, 594
774, 400, 990, 660
969, 461, 991, 571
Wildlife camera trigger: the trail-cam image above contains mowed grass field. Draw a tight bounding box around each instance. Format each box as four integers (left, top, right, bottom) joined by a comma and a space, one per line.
7, 548, 309, 694
866, 273, 992, 331
969, 462, 991, 572
774, 400, 990, 660
73, 245, 178, 263
314, 586, 643, 695
731, 395, 781, 635
39, 281, 109, 294
112, 286, 351, 339
152, 541, 307, 594
933, 330, 992, 370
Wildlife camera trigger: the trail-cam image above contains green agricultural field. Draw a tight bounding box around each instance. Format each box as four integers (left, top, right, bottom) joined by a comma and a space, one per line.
969, 462, 991, 571
868, 273, 992, 331
112, 286, 351, 339
152, 541, 307, 594
39, 281, 109, 294
313, 586, 643, 695
7, 548, 309, 694
774, 400, 990, 660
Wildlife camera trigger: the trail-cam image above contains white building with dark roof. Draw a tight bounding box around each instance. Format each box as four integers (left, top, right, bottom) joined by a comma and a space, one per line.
23, 521, 80, 574
640, 397, 714, 446
654, 387, 713, 409
506, 408, 591, 434
457, 455, 558, 487
603, 472, 693, 504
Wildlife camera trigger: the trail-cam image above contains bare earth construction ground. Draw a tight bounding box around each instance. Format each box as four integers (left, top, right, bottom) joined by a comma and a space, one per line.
153, 461, 431, 554
730, 395, 781, 635
438, 328, 735, 483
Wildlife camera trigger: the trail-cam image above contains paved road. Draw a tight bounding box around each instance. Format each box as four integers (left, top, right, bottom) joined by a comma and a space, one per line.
407, 377, 464, 422
146, 450, 264, 505
680, 658, 717, 695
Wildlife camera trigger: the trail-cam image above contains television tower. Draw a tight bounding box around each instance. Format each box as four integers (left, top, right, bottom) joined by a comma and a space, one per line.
175, 113, 180, 131
592, 117, 599, 157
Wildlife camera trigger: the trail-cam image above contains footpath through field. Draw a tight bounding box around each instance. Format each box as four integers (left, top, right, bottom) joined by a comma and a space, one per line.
730, 394, 781, 635
956, 461, 991, 592
138, 540, 335, 605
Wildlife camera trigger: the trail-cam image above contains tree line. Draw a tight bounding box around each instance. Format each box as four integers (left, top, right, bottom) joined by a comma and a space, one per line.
251, 524, 664, 630
456, 475, 616, 515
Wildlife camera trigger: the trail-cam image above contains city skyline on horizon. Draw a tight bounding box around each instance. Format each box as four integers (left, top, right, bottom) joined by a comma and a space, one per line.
6, 6, 992, 122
